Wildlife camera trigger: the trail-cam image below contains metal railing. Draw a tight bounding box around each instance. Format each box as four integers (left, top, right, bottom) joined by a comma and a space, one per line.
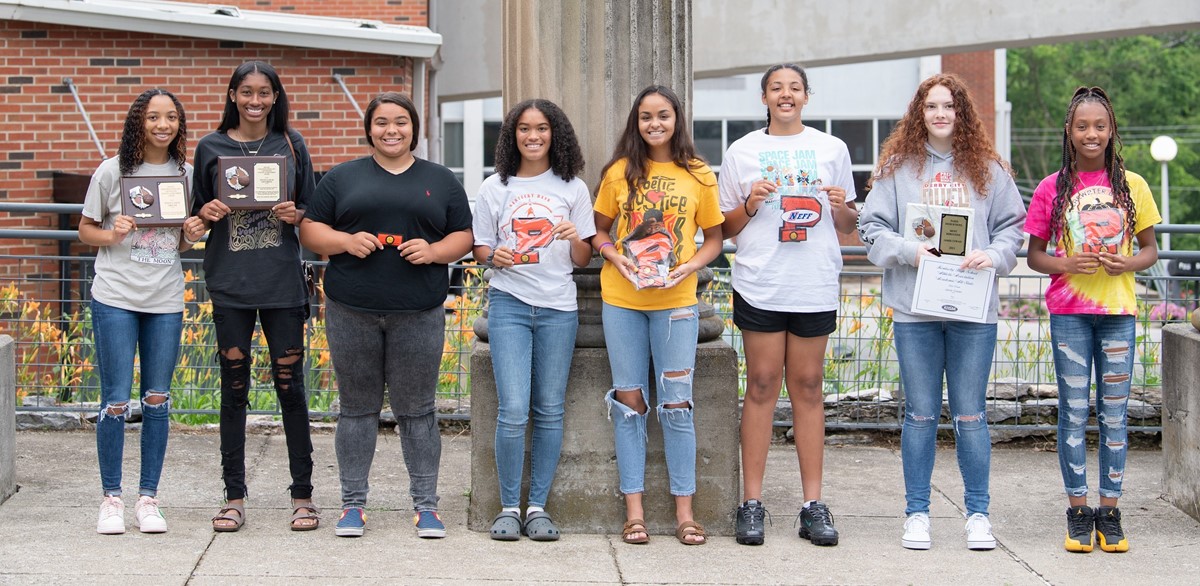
2, 201, 1196, 431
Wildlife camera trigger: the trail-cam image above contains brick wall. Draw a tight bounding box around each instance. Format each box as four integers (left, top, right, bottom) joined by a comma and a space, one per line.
942, 50, 996, 142
214, 0, 427, 24
0, 18, 418, 274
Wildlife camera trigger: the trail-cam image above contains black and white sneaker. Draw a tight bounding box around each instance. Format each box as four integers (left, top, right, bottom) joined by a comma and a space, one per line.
735, 499, 768, 546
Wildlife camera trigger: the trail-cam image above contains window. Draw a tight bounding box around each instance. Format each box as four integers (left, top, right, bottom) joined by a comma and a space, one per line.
830, 120, 873, 165
694, 120, 723, 165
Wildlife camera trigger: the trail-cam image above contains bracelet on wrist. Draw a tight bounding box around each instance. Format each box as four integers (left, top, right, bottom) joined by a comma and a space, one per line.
598, 241, 615, 256
744, 200, 757, 218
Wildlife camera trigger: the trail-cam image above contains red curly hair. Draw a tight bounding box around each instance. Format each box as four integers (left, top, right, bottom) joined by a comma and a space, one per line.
870, 73, 1010, 196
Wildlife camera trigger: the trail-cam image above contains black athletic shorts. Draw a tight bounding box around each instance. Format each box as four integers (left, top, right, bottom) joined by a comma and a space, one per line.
732, 289, 836, 338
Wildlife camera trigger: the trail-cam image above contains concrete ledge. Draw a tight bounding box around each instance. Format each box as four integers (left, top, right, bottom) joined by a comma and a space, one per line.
1162, 323, 1200, 522
1, 335, 15, 505
468, 340, 740, 535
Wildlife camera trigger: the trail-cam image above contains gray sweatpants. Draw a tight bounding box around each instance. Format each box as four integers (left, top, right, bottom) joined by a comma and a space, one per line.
327, 298, 444, 511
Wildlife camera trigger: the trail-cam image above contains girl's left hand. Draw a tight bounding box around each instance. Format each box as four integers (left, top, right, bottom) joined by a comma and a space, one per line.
1098, 251, 1132, 276
960, 250, 993, 270
552, 221, 579, 242
821, 186, 847, 208
399, 238, 435, 264
272, 201, 301, 225
663, 261, 698, 289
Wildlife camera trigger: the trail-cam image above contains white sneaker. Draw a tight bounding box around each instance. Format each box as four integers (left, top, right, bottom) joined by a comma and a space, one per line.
901, 513, 931, 550
97, 495, 126, 535
134, 495, 168, 534
965, 513, 996, 550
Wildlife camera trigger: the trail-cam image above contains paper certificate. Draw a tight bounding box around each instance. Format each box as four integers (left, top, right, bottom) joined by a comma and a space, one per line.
909, 256, 996, 323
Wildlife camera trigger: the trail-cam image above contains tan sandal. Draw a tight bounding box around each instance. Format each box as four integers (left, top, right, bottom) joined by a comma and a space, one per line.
290, 500, 321, 531
622, 518, 650, 544
675, 521, 707, 545
212, 502, 245, 532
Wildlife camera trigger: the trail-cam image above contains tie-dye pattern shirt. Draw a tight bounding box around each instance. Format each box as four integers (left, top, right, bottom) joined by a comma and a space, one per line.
1024, 169, 1160, 315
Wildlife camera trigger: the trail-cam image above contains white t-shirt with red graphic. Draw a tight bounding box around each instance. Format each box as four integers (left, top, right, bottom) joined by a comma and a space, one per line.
718, 127, 857, 312
473, 168, 596, 312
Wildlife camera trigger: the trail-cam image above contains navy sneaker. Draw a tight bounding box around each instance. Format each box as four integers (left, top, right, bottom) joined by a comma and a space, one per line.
735, 499, 768, 545
335, 507, 366, 537
1064, 506, 1094, 553
797, 501, 839, 546
415, 510, 447, 539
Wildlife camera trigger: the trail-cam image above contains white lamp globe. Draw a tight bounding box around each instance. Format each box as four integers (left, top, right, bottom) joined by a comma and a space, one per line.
1151, 135, 1178, 163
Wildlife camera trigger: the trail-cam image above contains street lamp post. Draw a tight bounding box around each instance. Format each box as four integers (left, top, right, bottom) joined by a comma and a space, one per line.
1151, 135, 1178, 251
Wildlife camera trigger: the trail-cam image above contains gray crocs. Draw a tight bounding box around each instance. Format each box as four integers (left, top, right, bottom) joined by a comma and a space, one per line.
490, 510, 521, 541
523, 510, 561, 541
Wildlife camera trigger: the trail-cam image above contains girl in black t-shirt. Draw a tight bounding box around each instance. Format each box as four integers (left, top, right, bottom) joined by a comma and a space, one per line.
191, 61, 318, 533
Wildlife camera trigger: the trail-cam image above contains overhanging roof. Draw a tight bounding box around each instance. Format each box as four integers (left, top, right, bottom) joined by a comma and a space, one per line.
0, 0, 442, 59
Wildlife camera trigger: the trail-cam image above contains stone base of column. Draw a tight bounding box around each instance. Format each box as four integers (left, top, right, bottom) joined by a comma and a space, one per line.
0, 335, 16, 505
468, 340, 740, 535
1163, 323, 1200, 523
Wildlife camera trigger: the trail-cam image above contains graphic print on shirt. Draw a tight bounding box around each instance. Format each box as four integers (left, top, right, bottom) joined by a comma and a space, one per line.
130, 227, 179, 265
623, 173, 689, 261
758, 149, 823, 242
501, 193, 560, 265
227, 209, 282, 252
1067, 185, 1125, 254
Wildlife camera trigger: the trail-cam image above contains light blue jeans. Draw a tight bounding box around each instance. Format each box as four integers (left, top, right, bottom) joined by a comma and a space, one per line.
1050, 313, 1134, 499
488, 289, 578, 509
895, 320, 996, 517
92, 300, 182, 497
601, 302, 699, 497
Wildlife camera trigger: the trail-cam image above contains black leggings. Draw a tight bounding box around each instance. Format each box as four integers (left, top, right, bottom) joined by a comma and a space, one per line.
212, 304, 313, 500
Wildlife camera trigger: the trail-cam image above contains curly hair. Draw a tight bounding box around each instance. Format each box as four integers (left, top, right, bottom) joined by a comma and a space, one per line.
870, 73, 1009, 196
1049, 86, 1135, 251
597, 85, 710, 205
493, 99, 584, 185
118, 88, 187, 176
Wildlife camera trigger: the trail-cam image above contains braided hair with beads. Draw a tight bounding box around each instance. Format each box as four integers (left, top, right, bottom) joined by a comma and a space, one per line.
1049, 86, 1136, 253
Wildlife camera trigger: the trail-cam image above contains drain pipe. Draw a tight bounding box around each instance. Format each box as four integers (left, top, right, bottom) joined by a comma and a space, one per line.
63, 78, 106, 161
331, 73, 365, 119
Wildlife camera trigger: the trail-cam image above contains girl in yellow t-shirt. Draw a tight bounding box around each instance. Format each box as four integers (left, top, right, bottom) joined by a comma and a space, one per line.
592, 85, 724, 546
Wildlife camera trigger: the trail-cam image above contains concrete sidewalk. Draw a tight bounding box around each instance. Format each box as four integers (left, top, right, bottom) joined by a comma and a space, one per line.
1, 429, 1197, 585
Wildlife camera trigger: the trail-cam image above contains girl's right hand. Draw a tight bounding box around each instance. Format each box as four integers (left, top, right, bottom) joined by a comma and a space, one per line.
601, 246, 638, 282
344, 231, 383, 258
1062, 252, 1101, 274
490, 246, 515, 269
199, 199, 232, 224
111, 215, 136, 244
745, 180, 775, 216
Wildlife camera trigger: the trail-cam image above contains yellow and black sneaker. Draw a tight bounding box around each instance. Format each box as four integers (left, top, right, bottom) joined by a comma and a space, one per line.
1064, 505, 1095, 553
1095, 506, 1129, 552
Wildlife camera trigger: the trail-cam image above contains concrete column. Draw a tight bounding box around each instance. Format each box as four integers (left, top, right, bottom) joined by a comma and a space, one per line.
1162, 323, 1200, 522
0, 335, 15, 505
502, 0, 692, 188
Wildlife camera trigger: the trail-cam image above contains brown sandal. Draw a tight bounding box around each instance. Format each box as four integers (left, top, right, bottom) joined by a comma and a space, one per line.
675, 521, 707, 545
212, 502, 245, 532
290, 501, 321, 531
622, 518, 650, 544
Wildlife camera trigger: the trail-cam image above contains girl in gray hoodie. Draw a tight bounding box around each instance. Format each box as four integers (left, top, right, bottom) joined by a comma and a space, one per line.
858, 73, 1026, 551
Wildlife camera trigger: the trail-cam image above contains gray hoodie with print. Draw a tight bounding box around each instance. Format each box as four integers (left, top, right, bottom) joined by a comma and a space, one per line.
857, 145, 1027, 323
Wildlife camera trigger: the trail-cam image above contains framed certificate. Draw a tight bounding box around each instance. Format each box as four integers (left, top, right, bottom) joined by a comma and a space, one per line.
909, 256, 996, 323
119, 176, 190, 227
216, 155, 289, 209
904, 203, 974, 257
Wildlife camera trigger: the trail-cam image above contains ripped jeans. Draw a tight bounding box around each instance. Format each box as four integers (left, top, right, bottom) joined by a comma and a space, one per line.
92, 300, 182, 497
212, 304, 313, 500
601, 302, 698, 497
895, 320, 996, 517
1050, 313, 1134, 500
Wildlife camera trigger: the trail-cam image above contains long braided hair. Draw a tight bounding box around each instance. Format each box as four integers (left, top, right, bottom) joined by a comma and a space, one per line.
118, 88, 187, 176
1050, 86, 1135, 252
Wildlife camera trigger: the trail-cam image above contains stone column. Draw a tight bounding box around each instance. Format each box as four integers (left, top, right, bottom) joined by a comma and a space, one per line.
468, 0, 740, 536
1162, 323, 1200, 523
502, 0, 692, 190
